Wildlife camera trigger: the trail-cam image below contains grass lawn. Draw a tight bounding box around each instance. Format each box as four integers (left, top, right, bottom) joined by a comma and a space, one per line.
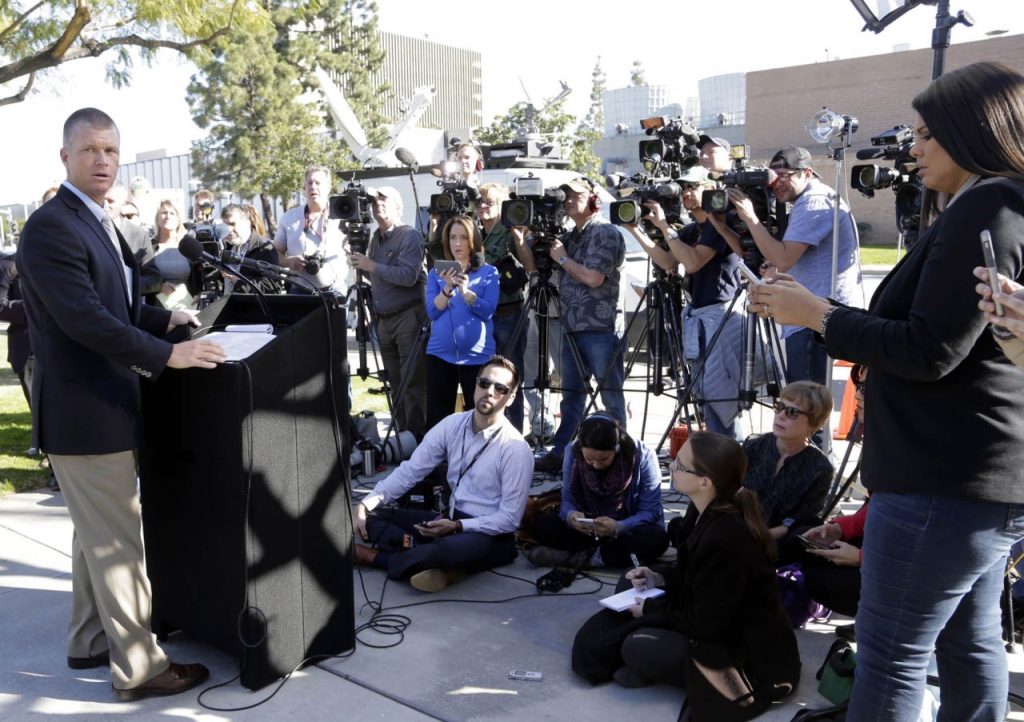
860, 245, 906, 266
0, 333, 51, 495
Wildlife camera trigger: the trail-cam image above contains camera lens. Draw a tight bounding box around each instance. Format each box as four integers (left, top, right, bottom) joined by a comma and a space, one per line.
611, 200, 639, 225
505, 199, 532, 227
434, 194, 453, 212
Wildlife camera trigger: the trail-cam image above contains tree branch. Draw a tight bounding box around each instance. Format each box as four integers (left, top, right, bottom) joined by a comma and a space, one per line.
51, 0, 92, 59
0, 1, 46, 46
0, 72, 36, 108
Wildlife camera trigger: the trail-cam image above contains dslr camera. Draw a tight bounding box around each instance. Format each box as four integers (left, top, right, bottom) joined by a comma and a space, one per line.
329, 178, 378, 255
500, 173, 567, 275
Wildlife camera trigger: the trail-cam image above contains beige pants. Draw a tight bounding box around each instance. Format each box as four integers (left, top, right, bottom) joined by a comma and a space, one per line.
50, 451, 169, 689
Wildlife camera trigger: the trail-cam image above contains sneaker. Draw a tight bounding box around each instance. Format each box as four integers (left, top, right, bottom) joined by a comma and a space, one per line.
526, 545, 592, 570
409, 568, 466, 593
534, 452, 563, 474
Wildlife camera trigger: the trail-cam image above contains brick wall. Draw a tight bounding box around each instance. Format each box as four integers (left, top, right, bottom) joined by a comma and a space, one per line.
745, 34, 1024, 245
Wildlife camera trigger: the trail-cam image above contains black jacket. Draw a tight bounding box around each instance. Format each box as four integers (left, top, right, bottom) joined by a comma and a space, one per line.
644, 504, 800, 721
0, 254, 30, 373
826, 177, 1024, 503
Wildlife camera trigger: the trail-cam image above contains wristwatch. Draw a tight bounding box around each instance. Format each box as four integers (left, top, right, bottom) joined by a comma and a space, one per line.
557, 255, 569, 266
665, 229, 679, 241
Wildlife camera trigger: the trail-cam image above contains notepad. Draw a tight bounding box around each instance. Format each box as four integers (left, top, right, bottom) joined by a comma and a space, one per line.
599, 587, 665, 612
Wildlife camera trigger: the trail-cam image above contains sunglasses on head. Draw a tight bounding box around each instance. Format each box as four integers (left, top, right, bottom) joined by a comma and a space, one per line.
475, 377, 511, 396
773, 400, 810, 420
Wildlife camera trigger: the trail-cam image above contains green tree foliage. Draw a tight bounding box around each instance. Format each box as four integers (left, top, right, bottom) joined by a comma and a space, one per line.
0, 0, 267, 107
571, 56, 605, 178
631, 60, 646, 86
187, 0, 390, 232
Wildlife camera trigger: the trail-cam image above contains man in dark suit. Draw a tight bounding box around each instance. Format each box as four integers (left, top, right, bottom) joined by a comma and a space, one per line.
17, 107, 227, 701
105, 180, 160, 295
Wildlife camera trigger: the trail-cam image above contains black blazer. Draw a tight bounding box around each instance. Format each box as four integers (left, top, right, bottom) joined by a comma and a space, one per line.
644, 504, 801, 721
16, 185, 173, 454
826, 177, 1024, 504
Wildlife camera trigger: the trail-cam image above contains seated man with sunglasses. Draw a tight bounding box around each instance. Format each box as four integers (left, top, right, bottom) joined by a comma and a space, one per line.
741, 380, 834, 564
352, 356, 534, 592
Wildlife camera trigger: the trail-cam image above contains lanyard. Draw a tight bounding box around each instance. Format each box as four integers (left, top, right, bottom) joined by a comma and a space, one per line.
449, 419, 497, 519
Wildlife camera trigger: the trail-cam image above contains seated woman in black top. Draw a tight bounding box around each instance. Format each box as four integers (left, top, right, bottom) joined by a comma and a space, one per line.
525, 412, 669, 570
742, 380, 833, 560
615, 431, 800, 720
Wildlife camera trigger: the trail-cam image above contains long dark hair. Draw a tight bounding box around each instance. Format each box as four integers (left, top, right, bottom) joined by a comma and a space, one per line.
912, 62, 1024, 224
688, 431, 776, 561
573, 412, 636, 461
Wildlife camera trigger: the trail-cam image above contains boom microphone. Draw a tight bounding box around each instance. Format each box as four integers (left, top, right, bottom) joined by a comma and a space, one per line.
220, 249, 301, 277
395, 147, 419, 170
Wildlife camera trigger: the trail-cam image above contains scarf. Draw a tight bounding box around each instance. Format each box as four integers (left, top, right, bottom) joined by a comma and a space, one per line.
567, 448, 634, 520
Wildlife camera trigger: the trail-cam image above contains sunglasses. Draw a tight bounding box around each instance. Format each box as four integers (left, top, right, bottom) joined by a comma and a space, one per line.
122, 213, 138, 219
680, 182, 701, 191
854, 378, 867, 394
475, 377, 511, 396
773, 400, 810, 420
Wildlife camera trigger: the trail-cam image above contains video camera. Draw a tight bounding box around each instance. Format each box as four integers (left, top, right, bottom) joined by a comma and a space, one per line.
702, 151, 779, 274
500, 173, 566, 275
637, 116, 701, 175
329, 178, 378, 255
606, 175, 684, 239
430, 160, 481, 216
851, 124, 922, 245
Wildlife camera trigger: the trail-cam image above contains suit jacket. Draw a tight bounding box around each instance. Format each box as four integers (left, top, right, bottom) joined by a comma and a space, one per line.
0, 253, 30, 373
645, 504, 801, 721
16, 185, 173, 454
117, 219, 161, 295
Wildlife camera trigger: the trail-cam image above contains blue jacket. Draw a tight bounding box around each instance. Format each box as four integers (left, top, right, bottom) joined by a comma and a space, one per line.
558, 439, 664, 533
426, 263, 499, 365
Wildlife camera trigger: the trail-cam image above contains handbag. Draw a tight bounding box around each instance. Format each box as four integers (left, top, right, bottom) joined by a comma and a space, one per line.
815, 638, 856, 705
496, 252, 529, 296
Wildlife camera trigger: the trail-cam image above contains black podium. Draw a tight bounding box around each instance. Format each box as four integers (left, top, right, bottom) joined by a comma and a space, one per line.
139, 294, 354, 690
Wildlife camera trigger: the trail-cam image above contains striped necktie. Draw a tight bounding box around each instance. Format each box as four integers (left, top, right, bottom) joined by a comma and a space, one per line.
101, 212, 132, 302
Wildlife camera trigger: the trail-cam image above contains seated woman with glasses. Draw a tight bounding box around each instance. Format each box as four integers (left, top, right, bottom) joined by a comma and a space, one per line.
425, 215, 499, 432
606, 432, 800, 718
525, 411, 669, 570
741, 380, 833, 562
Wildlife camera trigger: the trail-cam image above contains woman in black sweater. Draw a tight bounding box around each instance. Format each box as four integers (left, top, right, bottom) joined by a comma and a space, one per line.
617, 432, 800, 721
748, 61, 1024, 722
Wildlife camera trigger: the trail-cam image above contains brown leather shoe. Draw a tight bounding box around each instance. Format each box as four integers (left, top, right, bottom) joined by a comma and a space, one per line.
67, 651, 110, 669
112, 662, 209, 701
409, 568, 467, 593
354, 544, 381, 567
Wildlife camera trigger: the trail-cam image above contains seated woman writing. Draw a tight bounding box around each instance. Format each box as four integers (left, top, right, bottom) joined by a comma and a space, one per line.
613, 431, 800, 720
526, 412, 668, 570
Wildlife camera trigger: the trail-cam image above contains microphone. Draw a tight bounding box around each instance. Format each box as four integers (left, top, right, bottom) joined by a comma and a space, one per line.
179, 236, 276, 322
220, 249, 301, 277
856, 147, 888, 160
395, 147, 418, 171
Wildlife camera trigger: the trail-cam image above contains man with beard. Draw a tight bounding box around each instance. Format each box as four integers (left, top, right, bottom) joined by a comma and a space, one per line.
351, 356, 534, 592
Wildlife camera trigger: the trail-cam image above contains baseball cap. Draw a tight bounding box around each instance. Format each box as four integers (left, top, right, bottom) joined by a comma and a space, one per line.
770, 146, 822, 177
698, 135, 731, 152
678, 166, 711, 184
375, 185, 401, 200
560, 176, 596, 194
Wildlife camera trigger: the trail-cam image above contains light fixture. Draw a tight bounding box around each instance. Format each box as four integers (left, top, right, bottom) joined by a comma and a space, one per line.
807, 109, 859, 144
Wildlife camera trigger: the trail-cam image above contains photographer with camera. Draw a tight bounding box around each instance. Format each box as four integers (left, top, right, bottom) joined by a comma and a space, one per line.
273, 166, 350, 294
625, 166, 745, 439
698, 135, 734, 173
534, 177, 627, 473
426, 142, 483, 263
351, 186, 429, 441
719, 146, 863, 386
479, 182, 532, 432
220, 204, 283, 295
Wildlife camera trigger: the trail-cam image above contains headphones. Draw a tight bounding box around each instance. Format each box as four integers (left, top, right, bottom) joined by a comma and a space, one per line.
457, 142, 484, 173
580, 176, 602, 213
585, 411, 622, 454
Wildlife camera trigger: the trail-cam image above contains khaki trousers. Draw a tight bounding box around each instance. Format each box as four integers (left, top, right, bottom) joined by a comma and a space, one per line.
50, 451, 169, 689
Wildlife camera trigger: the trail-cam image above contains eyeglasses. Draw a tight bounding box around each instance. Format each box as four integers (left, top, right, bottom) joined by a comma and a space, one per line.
772, 169, 802, 181
672, 459, 701, 476
477, 199, 496, 207
773, 400, 810, 420
475, 377, 511, 396
680, 182, 701, 191
122, 213, 137, 219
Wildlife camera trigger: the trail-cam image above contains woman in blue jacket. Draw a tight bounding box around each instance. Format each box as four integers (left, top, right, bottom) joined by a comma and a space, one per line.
425, 215, 500, 431
527, 411, 669, 569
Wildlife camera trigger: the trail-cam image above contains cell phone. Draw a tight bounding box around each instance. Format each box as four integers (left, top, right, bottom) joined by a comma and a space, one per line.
737, 260, 761, 285
508, 669, 543, 681
576, 518, 595, 525
980, 230, 1004, 316
798, 535, 835, 551
433, 260, 462, 276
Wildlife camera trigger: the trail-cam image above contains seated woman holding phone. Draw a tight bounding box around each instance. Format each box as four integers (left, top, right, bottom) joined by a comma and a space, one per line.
425, 215, 499, 432
525, 411, 669, 570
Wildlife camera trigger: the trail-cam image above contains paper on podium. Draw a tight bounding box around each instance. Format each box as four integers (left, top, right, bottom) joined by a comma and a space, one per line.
202, 325, 276, 360
599, 586, 665, 612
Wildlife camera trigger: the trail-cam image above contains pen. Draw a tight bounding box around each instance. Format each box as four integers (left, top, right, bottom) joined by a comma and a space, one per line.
631, 553, 645, 591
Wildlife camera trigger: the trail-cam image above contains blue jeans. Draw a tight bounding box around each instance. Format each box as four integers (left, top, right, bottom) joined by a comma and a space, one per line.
784, 327, 827, 385
491, 308, 526, 433
702, 401, 742, 440
550, 330, 626, 456
847, 492, 1024, 722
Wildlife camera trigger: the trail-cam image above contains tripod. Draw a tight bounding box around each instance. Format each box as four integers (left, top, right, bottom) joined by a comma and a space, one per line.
507, 266, 596, 450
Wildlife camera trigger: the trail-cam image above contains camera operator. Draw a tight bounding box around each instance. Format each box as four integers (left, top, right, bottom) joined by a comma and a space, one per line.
273, 166, 350, 294
479, 182, 533, 432
534, 177, 627, 473
625, 166, 745, 439
698, 135, 734, 173
426, 142, 484, 263
220, 204, 283, 295
351, 186, 428, 440
191, 189, 215, 228
718, 146, 863, 386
